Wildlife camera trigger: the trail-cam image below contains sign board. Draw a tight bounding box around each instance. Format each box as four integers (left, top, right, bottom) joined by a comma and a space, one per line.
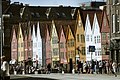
89, 46, 95, 52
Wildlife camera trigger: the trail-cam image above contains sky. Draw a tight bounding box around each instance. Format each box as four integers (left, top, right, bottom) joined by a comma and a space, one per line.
11, 0, 104, 7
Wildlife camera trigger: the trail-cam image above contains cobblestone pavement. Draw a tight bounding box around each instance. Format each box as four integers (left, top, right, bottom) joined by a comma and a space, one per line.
10, 73, 120, 80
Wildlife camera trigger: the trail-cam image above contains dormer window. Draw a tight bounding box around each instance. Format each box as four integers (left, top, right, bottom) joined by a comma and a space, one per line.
71, 8, 76, 19
45, 8, 51, 18
36, 12, 40, 17
78, 20, 82, 27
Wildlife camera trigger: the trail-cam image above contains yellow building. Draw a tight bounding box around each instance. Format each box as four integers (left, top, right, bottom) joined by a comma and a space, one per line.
18, 23, 24, 62
51, 20, 59, 67
67, 25, 75, 64
75, 10, 86, 62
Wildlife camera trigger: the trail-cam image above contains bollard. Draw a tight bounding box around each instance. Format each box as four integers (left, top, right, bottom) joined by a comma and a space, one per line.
14, 70, 17, 75
62, 70, 64, 74
35, 70, 38, 74
22, 70, 25, 75
72, 68, 75, 74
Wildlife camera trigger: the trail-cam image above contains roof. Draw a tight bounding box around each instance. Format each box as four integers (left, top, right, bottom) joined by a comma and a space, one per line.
49, 6, 78, 20
80, 8, 102, 29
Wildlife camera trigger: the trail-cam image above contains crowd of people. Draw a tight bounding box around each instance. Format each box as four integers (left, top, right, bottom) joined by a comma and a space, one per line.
76, 60, 119, 77
1, 56, 120, 80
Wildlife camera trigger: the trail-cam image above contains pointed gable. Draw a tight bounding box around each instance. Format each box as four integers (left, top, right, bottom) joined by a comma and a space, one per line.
63, 25, 69, 40
81, 9, 102, 29
51, 20, 58, 37
69, 21, 76, 39
101, 7, 110, 33
54, 20, 63, 40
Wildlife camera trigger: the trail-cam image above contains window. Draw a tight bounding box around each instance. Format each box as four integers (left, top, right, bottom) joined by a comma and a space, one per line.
53, 48, 58, 56
102, 33, 106, 40
107, 33, 110, 40
67, 40, 70, 47
87, 35, 89, 41
60, 42, 64, 48
81, 34, 85, 43
91, 35, 92, 42
97, 36, 99, 43
116, 10, 119, 32
82, 47, 85, 55
94, 36, 96, 43
71, 39, 74, 47
112, 0, 118, 5
77, 34, 79, 42
112, 14, 115, 33
87, 47, 89, 54
60, 52, 64, 59
52, 37, 58, 44
95, 52, 97, 56
98, 36, 100, 43
34, 43, 37, 47
21, 51, 24, 56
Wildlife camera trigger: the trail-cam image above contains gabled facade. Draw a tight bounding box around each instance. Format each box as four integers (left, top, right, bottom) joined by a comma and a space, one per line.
32, 24, 38, 62
67, 25, 75, 64
76, 10, 86, 62
92, 13, 102, 61
46, 25, 52, 65
37, 22, 42, 67
101, 8, 110, 60
28, 22, 32, 59
18, 23, 24, 62
85, 14, 93, 61
24, 29, 28, 60
11, 26, 18, 60
59, 26, 67, 64
51, 20, 59, 67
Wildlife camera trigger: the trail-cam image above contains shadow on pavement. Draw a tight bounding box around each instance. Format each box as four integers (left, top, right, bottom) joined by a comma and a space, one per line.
11, 77, 58, 80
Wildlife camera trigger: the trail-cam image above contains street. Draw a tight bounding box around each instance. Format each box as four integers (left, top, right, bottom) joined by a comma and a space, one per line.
10, 73, 120, 80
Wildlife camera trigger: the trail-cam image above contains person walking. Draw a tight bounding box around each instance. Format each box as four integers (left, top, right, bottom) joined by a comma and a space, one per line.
112, 61, 117, 77
99, 60, 103, 74
47, 63, 51, 74
1, 56, 10, 80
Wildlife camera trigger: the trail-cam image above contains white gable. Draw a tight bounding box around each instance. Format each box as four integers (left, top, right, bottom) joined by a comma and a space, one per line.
85, 14, 92, 35
92, 13, 102, 61
37, 22, 42, 67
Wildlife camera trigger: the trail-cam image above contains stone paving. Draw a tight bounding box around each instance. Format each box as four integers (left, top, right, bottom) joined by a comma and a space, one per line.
10, 73, 120, 80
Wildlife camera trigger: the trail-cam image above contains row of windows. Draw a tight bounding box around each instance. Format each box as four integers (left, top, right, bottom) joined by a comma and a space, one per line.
60, 42, 65, 48
52, 37, 58, 44
18, 41, 33, 48
86, 35, 92, 42
94, 36, 100, 43
67, 39, 74, 47
68, 50, 75, 58
81, 47, 86, 55
53, 48, 59, 56
77, 34, 85, 43
18, 51, 24, 57
60, 52, 64, 59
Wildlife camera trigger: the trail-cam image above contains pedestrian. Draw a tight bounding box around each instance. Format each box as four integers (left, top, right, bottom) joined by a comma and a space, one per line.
112, 61, 117, 77
83, 61, 87, 73
1, 56, 10, 80
99, 60, 103, 74
47, 63, 51, 74
105, 60, 109, 74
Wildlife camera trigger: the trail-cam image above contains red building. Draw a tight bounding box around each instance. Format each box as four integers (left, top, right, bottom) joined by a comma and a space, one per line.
11, 25, 18, 61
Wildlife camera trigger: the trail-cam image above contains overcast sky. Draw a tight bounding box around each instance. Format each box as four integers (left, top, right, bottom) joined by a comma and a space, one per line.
11, 0, 104, 7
